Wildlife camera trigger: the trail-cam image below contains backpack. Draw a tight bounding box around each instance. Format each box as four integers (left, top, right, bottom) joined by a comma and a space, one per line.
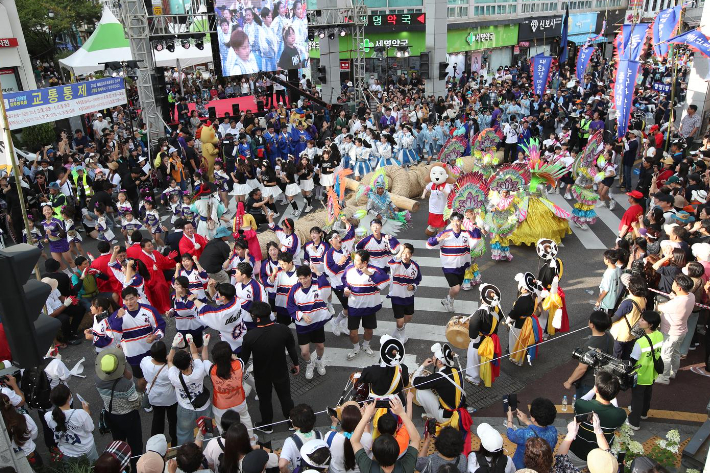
474, 452, 507, 473
20, 365, 52, 410
290, 431, 322, 473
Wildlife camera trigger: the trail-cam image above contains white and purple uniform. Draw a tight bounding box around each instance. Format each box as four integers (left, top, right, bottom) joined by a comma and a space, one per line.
268, 223, 302, 264
426, 228, 481, 275
342, 264, 390, 318
356, 234, 400, 272
259, 258, 280, 304
274, 268, 299, 320
108, 303, 166, 366
116, 201, 133, 223
303, 240, 329, 274
197, 297, 246, 353
109, 261, 150, 304
286, 274, 332, 334
23, 227, 44, 249
64, 218, 82, 243
227, 253, 256, 285
42, 217, 69, 253
122, 220, 144, 238
171, 295, 204, 339
387, 257, 422, 307
236, 277, 268, 329
144, 209, 163, 234
176, 267, 209, 301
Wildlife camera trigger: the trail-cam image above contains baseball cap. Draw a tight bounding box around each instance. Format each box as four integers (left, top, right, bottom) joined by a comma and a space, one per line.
587, 448, 618, 473
242, 449, 269, 473
666, 175, 680, 184
137, 452, 165, 473
626, 190, 643, 199
477, 423, 503, 452
146, 434, 168, 456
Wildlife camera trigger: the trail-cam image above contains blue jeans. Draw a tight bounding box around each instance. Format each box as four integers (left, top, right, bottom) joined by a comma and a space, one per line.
177, 402, 212, 445
623, 165, 633, 190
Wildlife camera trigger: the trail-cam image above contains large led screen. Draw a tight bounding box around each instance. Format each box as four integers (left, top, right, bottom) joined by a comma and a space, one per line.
213, 0, 309, 76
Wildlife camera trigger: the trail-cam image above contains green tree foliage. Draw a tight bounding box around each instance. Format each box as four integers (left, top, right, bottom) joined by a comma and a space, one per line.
20, 123, 56, 152
16, 0, 102, 58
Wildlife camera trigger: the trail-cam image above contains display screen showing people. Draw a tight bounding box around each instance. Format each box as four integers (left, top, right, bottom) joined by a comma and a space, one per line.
213, 0, 309, 77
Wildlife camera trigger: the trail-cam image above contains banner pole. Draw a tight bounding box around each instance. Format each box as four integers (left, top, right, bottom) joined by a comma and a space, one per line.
665, 3, 684, 152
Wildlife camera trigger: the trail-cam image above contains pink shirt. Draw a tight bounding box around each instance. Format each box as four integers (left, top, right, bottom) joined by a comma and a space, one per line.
658, 293, 695, 337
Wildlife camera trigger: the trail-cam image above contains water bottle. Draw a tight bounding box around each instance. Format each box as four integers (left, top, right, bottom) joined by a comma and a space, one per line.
562, 395, 568, 412
573, 394, 577, 406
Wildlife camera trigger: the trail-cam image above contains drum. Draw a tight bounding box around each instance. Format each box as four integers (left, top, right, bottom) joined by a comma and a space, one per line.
446, 316, 470, 350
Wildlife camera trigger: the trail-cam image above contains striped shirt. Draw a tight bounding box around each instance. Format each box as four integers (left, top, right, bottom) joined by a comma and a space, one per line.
356, 234, 401, 270
387, 258, 422, 306
274, 269, 299, 317
236, 278, 268, 329
286, 274, 333, 333
303, 241, 330, 273
171, 296, 202, 331
176, 267, 209, 301
342, 265, 390, 317
108, 304, 166, 365
324, 226, 356, 290
197, 297, 247, 353
269, 223, 302, 264
426, 228, 481, 274
227, 253, 256, 285
259, 258, 280, 298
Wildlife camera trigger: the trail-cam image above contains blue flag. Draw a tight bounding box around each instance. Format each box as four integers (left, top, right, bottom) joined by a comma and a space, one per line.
559, 6, 569, 63
621, 23, 651, 61
668, 29, 710, 59
576, 46, 594, 81
614, 59, 641, 138
653, 6, 682, 58
532, 54, 554, 96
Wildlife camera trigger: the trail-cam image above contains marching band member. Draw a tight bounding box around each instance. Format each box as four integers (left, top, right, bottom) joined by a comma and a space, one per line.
465, 284, 502, 387
234, 262, 268, 331
508, 273, 543, 366
387, 243, 421, 344
324, 217, 356, 336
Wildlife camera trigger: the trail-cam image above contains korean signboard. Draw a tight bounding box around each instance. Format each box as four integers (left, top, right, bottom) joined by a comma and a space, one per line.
519, 16, 563, 41
3, 78, 127, 130
447, 25, 519, 52
308, 31, 425, 59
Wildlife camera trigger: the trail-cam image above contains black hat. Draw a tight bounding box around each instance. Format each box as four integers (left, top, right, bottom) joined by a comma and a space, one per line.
536, 238, 558, 260
654, 192, 674, 204
515, 272, 540, 293
380, 335, 405, 367
479, 283, 501, 306
431, 342, 455, 367
242, 449, 269, 473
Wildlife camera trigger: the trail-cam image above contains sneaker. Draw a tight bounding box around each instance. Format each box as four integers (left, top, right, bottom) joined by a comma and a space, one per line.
465, 376, 480, 386
331, 319, 343, 336
609, 199, 617, 210
315, 357, 326, 376
347, 348, 360, 360
305, 361, 315, 380
625, 420, 640, 431
363, 344, 375, 356
287, 420, 296, 431
564, 192, 572, 200
144, 406, 153, 413
654, 377, 670, 385
255, 422, 274, 434
441, 298, 451, 312
304, 205, 313, 213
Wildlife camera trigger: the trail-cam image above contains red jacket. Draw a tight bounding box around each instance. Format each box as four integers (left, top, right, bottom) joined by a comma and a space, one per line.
126, 243, 143, 261
90, 253, 121, 294
135, 249, 176, 313
179, 233, 208, 259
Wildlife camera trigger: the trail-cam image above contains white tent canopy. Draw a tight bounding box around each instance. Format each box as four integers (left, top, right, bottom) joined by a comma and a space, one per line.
59, 6, 211, 76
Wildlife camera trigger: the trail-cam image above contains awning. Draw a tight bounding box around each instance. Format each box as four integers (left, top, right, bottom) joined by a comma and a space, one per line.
568, 33, 608, 44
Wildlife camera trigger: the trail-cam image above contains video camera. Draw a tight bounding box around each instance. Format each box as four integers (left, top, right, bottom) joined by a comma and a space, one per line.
572, 347, 636, 391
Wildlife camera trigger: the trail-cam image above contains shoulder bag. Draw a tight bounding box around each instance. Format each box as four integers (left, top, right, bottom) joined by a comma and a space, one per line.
178, 371, 211, 409
623, 299, 646, 340
142, 363, 166, 409
99, 378, 120, 435
642, 334, 664, 375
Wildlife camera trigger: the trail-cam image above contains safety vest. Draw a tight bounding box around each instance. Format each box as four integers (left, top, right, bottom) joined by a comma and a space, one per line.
51, 193, 67, 219
72, 172, 93, 198
635, 331, 663, 385
580, 118, 591, 138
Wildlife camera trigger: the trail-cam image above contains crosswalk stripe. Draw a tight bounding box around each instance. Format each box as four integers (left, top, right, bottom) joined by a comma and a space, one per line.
374, 320, 447, 342
320, 347, 418, 370
411, 256, 443, 267
332, 293, 479, 314
593, 205, 622, 237
611, 193, 630, 210
400, 239, 432, 250
546, 194, 607, 250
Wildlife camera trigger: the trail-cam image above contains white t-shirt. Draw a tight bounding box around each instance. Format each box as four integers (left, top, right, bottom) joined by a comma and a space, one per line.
140, 359, 177, 407
1, 386, 23, 407
326, 431, 373, 473
45, 358, 70, 389
204, 438, 278, 472
281, 431, 323, 470
169, 360, 212, 410
426, 182, 453, 215
44, 409, 96, 458
12, 413, 38, 457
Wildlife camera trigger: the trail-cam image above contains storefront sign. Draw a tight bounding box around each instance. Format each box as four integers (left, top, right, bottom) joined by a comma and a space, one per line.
340, 60, 350, 71
309, 31, 424, 59
653, 82, 671, 93
568, 12, 600, 44
0, 38, 18, 48
519, 16, 562, 41
448, 25, 518, 52
0, 68, 20, 94
4, 78, 127, 130
367, 14, 426, 27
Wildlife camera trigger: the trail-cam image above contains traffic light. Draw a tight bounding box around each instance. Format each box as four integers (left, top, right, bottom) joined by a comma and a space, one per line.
438, 62, 448, 80
0, 244, 60, 369
318, 66, 327, 84
420, 52, 430, 80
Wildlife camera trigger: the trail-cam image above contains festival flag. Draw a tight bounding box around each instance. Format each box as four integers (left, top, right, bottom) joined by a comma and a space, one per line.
653, 6, 683, 58
613, 59, 641, 138
531, 54, 554, 96
559, 5, 569, 63
576, 45, 594, 81
668, 29, 710, 60
621, 23, 651, 60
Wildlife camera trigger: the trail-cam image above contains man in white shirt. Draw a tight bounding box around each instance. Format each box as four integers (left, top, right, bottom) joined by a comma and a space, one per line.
92, 114, 110, 138
502, 116, 520, 163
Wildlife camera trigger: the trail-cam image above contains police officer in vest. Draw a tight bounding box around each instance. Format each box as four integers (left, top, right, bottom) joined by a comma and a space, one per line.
48, 182, 67, 219
71, 166, 94, 208
628, 310, 663, 430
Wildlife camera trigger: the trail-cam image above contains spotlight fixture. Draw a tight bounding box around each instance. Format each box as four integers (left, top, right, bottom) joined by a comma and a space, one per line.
154, 40, 164, 51
166, 39, 175, 52
195, 37, 204, 50
396, 50, 402, 58
308, 30, 315, 41
181, 39, 191, 49
318, 30, 326, 39
339, 28, 346, 36
328, 30, 335, 40
397, 45, 410, 58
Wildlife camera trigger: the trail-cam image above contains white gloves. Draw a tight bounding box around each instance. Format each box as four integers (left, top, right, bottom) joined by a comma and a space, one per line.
63, 298, 73, 307
172, 333, 185, 348
202, 333, 210, 345
185, 334, 194, 346
194, 244, 201, 250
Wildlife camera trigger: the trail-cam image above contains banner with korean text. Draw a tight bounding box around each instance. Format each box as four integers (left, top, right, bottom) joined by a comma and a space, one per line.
531, 54, 553, 96
653, 6, 682, 58
614, 59, 640, 138
2, 78, 127, 130
576, 45, 594, 81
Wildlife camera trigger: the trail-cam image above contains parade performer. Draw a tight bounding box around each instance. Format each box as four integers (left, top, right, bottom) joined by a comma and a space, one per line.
536, 238, 569, 336
356, 216, 401, 275
484, 164, 529, 262
510, 140, 572, 245
508, 272, 543, 366
232, 202, 262, 262
570, 131, 604, 230
191, 183, 227, 239
397, 126, 418, 167
421, 164, 454, 237
350, 138, 372, 180
359, 335, 409, 398
233, 261, 268, 330
190, 281, 247, 355
324, 217, 356, 336
444, 172, 489, 289
465, 284, 502, 387
342, 250, 390, 360
412, 343, 472, 449
135, 239, 177, 313
356, 169, 410, 237
267, 216, 302, 265
427, 212, 480, 314
387, 243, 421, 343
199, 123, 219, 180
376, 134, 400, 168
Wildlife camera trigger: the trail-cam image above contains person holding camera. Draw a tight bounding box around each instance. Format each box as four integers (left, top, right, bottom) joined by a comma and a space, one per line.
416, 426, 466, 473
655, 274, 695, 385
563, 311, 613, 399
628, 310, 663, 430
609, 275, 647, 360
506, 397, 558, 469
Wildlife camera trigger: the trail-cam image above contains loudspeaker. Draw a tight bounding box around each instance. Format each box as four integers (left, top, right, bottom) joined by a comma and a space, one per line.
232, 103, 241, 116
257, 100, 265, 112
438, 62, 448, 81
420, 52, 430, 80
208, 107, 217, 121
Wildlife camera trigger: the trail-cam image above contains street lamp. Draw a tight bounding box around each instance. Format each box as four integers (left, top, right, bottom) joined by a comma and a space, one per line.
48, 10, 55, 18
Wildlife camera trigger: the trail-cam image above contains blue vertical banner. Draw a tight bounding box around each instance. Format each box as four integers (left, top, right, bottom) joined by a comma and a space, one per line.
653, 6, 682, 58
621, 23, 651, 60
559, 6, 569, 63
576, 45, 594, 81
531, 54, 554, 96
614, 59, 641, 138
668, 29, 710, 59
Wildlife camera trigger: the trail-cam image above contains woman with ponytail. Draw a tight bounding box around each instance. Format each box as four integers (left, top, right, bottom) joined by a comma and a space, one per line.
218, 423, 278, 473
45, 384, 98, 462
326, 403, 372, 473
0, 393, 40, 468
